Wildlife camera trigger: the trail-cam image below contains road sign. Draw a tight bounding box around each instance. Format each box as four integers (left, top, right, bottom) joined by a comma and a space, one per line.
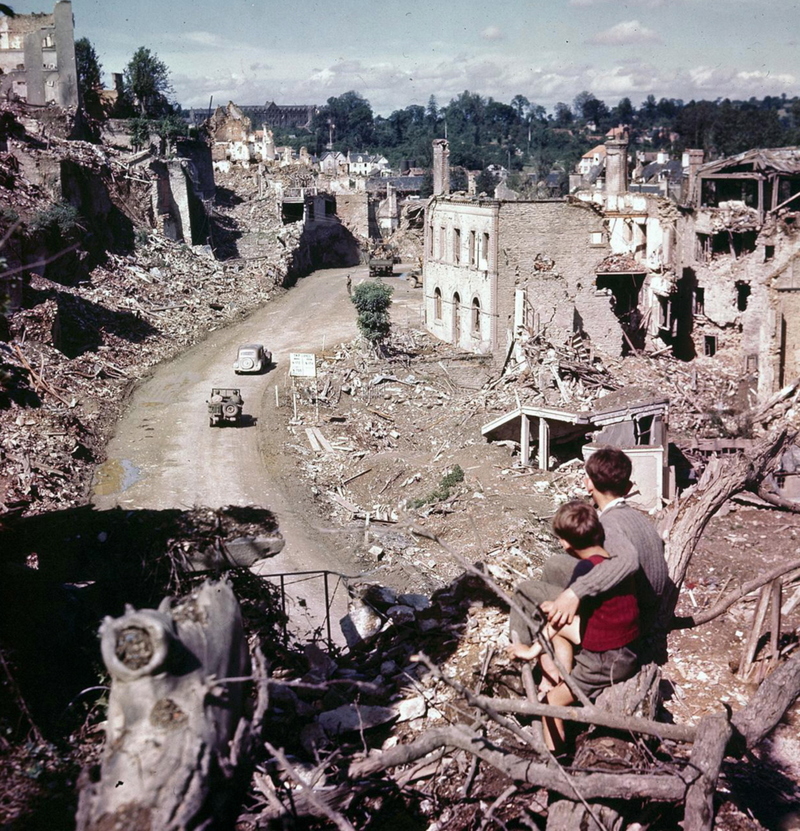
289, 352, 317, 378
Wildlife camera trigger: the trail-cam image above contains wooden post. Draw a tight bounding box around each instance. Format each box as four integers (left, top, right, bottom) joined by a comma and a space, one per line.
770, 579, 782, 664
520, 413, 530, 466
538, 417, 550, 471
740, 583, 771, 680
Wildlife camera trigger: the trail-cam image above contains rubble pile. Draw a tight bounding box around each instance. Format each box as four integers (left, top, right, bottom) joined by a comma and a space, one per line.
615, 352, 756, 439
0, 235, 286, 514
707, 201, 762, 233
384, 201, 426, 265
499, 329, 618, 408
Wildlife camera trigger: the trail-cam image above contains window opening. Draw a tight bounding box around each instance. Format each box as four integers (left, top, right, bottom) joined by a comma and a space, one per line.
694, 287, 705, 315
634, 415, 654, 445
469, 230, 476, 266
454, 228, 461, 265
452, 292, 461, 343
439, 227, 446, 261
482, 232, 490, 269
471, 298, 481, 334
434, 287, 442, 320
736, 282, 751, 312
765, 245, 775, 261
704, 335, 717, 357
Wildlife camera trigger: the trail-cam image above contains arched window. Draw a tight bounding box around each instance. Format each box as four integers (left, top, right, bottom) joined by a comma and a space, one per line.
472, 298, 481, 333
452, 292, 461, 343
434, 287, 442, 320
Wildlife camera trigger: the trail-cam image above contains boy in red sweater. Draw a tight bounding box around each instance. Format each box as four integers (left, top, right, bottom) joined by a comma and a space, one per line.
507, 500, 640, 750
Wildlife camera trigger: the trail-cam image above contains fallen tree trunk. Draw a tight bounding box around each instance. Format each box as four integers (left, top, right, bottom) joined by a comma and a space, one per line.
656, 427, 793, 632
76, 579, 257, 831
350, 724, 687, 802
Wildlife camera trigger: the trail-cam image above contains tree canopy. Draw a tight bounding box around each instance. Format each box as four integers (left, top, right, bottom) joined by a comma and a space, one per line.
75, 38, 102, 112
123, 47, 173, 117
351, 281, 393, 351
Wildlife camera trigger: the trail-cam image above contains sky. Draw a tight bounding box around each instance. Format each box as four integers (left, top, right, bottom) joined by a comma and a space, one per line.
11, 0, 800, 116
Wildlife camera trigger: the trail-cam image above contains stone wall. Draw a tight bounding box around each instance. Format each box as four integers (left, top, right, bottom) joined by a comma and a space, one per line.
0, 1, 77, 107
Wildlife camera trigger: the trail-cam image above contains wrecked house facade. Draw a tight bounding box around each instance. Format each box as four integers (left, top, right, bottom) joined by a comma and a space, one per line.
674, 148, 800, 399
422, 139, 667, 362
0, 0, 77, 108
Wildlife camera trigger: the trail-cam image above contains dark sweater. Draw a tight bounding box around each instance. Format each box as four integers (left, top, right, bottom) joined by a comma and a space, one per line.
569, 555, 639, 652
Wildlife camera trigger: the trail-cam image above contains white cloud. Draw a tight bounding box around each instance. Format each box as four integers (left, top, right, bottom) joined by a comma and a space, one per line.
169, 48, 798, 118
183, 31, 224, 47
481, 26, 503, 41
588, 20, 662, 46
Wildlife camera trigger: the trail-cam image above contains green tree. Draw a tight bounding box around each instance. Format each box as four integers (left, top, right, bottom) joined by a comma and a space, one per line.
449, 166, 468, 192
351, 281, 393, 352
75, 37, 102, 112
128, 116, 151, 151
552, 102, 573, 126
475, 167, 498, 196
511, 94, 530, 120
573, 90, 608, 127
312, 91, 374, 152
153, 113, 188, 153
123, 47, 173, 117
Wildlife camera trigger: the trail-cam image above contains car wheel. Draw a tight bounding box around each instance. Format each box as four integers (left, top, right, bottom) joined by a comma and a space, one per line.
224, 404, 238, 417
240, 358, 254, 370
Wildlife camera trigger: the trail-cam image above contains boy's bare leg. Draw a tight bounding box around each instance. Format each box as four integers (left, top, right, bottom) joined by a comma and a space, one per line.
543, 681, 575, 752
539, 616, 581, 693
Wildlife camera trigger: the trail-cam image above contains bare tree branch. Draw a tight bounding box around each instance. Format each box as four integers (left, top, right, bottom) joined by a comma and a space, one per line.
676, 559, 800, 628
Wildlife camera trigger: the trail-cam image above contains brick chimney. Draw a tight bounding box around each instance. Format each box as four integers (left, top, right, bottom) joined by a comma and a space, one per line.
432, 138, 450, 196
605, 137, 629, 196
683, 149, 705, 205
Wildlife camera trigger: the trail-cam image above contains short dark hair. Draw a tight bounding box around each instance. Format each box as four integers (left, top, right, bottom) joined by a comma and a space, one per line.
585, 447, 632, 497
552, 500, 605, 550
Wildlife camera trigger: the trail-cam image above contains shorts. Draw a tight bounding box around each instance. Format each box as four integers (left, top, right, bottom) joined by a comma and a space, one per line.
570, 641, 640, 701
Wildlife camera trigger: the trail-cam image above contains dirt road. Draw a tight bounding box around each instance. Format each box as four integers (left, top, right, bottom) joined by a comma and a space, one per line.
92, 265, 406, 642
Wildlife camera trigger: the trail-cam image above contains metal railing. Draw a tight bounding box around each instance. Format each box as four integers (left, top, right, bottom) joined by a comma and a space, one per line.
255, 569, 347, 649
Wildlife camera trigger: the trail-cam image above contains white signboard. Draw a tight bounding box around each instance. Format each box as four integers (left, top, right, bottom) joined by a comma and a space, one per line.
289, 352, 317, 378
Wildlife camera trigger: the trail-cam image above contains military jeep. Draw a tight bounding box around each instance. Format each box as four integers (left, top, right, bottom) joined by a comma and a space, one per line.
207, 387, 243, 427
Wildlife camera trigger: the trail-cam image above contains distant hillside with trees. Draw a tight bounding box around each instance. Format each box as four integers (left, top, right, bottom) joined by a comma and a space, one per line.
263, 90, 800, 192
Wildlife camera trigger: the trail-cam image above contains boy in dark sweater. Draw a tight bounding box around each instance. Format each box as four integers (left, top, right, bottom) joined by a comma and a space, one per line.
508, 500, 640, 751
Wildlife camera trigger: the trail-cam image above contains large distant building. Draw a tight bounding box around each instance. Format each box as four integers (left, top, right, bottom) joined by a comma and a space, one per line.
189, 101, 318, 131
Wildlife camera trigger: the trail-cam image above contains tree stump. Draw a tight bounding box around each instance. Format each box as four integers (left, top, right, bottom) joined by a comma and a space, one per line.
76, 579, 253, 831
546, 665, 662, 831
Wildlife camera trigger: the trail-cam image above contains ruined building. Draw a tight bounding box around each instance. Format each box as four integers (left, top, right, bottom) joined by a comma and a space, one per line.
0, 1, 77, 108
675, 147, 800, 398
422, 135, 800, 401
422, 138, 639, 361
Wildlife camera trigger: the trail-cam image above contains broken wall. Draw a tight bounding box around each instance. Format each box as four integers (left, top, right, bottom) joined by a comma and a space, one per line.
335, 193, 370, 240
494, 200, 620, 358
675, 205, 800, 396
